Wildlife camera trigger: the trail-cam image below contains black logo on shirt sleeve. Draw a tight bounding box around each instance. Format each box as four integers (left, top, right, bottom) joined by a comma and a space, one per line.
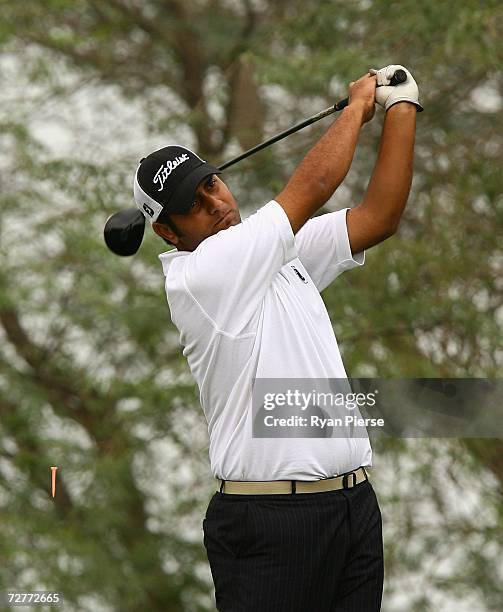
291, 265, 308, 284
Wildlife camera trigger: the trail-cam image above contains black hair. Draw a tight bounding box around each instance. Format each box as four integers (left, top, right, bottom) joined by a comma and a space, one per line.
156, 213, 182, 247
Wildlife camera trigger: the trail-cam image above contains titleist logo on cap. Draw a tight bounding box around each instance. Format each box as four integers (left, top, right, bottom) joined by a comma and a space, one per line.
153, 154, 190, 192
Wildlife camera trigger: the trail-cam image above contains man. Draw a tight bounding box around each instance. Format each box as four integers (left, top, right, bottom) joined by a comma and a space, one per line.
133, 65, 421, 611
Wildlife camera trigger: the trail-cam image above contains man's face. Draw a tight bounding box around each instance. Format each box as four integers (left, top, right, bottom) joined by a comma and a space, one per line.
153, 175, 241, 251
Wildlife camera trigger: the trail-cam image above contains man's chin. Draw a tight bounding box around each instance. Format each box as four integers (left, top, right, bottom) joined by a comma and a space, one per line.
213, 211, 240, 233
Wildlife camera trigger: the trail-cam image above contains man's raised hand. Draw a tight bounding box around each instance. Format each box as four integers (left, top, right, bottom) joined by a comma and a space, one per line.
370, 64, 423, 112
348, 72, 377, 124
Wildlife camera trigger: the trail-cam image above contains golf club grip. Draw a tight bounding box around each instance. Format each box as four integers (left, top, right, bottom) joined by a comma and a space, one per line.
334, 69, 407, 112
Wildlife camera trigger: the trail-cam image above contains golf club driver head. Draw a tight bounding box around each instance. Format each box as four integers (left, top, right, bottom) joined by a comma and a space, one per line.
104, 208, 146, 256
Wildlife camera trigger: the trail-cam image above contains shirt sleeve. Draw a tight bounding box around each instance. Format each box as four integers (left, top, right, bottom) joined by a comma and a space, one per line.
183, 200, 296, 336
294, 208, 365, 292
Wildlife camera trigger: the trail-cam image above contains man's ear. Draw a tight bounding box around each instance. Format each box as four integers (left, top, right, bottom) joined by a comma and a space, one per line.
152, 221, 179, 246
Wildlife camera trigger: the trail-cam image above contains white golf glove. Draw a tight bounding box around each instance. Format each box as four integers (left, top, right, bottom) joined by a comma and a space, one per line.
369, 64, 423, 112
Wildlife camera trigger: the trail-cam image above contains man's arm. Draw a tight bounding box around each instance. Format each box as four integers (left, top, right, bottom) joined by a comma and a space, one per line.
346, 102, 417, 254
275, 73, 376, 234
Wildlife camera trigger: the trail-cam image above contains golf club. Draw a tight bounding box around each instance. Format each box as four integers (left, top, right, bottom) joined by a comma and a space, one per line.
219, 69, 407, 171
104, 69, 407, 256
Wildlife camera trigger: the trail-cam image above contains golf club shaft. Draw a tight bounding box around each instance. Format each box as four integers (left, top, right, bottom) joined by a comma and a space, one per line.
218, 106, 338, 171
218, 69, 406, 171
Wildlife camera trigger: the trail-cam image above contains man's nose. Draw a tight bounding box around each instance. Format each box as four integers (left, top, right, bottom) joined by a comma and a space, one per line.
205, 194, 226, 214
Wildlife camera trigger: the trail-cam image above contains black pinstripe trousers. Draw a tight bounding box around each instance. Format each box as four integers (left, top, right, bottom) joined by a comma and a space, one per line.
203, 478, 383, 612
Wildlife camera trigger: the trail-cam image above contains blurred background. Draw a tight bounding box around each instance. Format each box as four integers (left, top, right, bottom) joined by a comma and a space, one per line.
0, 1, 501, 610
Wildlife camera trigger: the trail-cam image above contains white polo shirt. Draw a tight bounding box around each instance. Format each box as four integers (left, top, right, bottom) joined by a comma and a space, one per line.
159, 200, 372, 481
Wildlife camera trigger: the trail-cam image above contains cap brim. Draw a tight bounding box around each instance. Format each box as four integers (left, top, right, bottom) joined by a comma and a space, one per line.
104, 209, 146, 256
168, 163, 222, 214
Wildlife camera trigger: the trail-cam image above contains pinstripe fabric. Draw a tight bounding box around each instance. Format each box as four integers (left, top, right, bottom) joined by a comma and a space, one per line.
203, 479, 383, 611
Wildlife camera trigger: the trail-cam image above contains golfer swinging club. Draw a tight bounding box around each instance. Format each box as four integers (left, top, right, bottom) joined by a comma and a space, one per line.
106, 64, 422, 611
